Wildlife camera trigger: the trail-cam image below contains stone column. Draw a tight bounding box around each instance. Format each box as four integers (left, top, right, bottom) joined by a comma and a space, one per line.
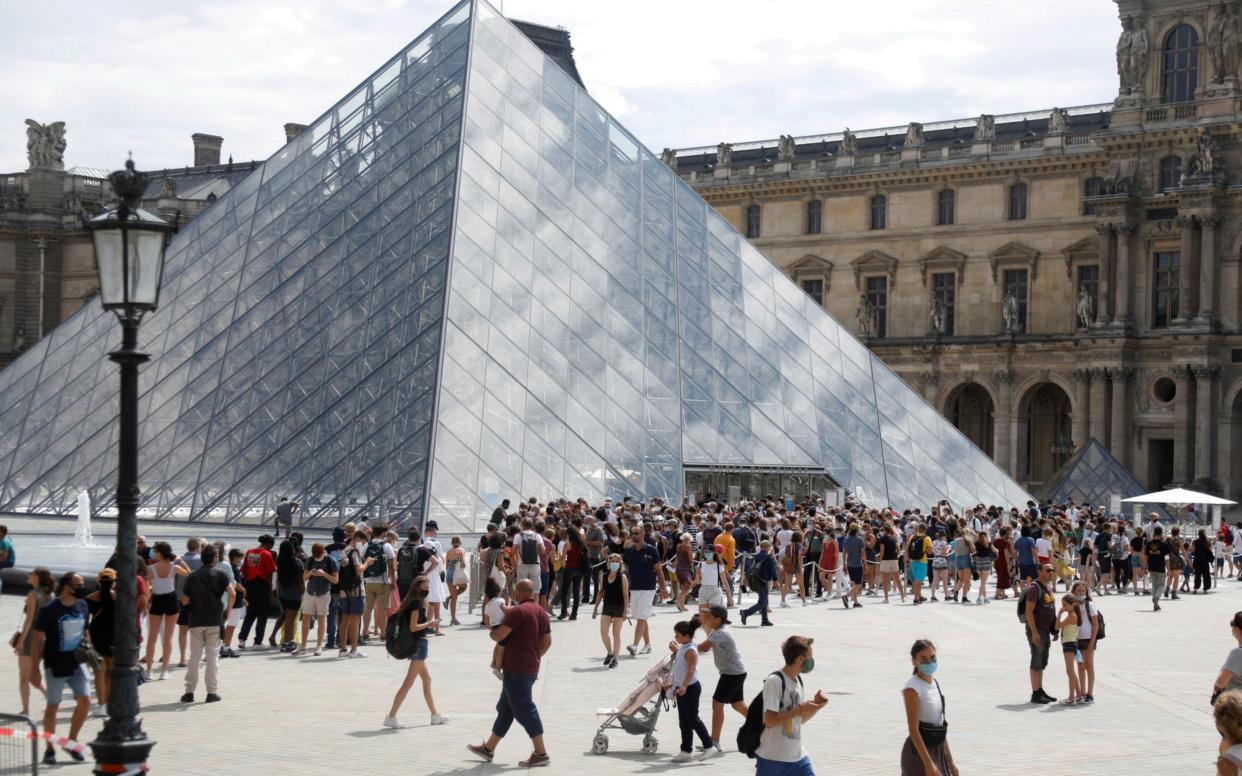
1113, 224, 1135, 326
1198, 215, 1220, 325
1193, 365, 1220, 487
1088, 367, 1108, 443
1071, 368, 1091, 450
1172, 365, 1193, 484
921, 372, 939, 405
993, 369, 1016, 476
1094, 224, 1114, 325
1174, 216, 1198, 322
1107, 367, 1134, 468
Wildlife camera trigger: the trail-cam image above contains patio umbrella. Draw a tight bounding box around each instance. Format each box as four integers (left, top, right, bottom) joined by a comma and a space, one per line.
1122, 487, 1236, 529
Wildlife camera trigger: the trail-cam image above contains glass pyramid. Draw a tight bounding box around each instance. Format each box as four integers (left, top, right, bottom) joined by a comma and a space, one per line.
0, 0, 1030, 530
1035, 437, 1168, 519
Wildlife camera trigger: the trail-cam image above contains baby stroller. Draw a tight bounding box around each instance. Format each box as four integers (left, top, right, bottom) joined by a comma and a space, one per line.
592, 654, 673, 755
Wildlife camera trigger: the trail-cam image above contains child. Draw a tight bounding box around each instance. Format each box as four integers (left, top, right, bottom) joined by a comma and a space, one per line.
669, 616, 713, 763
1056, 594, 1084, 705
483, 576, 507, 680
221, 548, 247, 657
1215, 689, 1242, 775
696, 604, 747, 758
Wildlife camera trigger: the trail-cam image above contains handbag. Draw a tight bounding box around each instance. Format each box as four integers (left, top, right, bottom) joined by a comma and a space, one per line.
74, 639, 103, 674
917, 679, 949, 747
8, 630, 20, 650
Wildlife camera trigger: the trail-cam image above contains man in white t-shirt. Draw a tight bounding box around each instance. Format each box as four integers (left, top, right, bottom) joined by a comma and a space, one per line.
758, 635, 827, 774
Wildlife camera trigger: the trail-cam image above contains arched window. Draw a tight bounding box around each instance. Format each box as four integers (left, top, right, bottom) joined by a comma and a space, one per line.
1008, 182, 1028, 221
1082, 176, 1104, 215
937, 189, 955, 226
806, 199, 822, 234
1159, 156, 1183, 192
745, 203, 761, 238
869, 194, 887, 230
1162, 24, 1199, 103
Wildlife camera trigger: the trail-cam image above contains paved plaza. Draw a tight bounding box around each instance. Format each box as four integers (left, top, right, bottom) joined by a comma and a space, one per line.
0, 577, 1230, 774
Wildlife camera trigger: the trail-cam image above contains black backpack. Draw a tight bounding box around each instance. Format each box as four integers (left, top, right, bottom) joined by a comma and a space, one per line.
1093, 607, 1106, 640
738, 672, 800, 758
519, 532, 541, 565
385, 606, 420, 659
908, 536, 925, 561
338, 549, 361, 591
396, 543, 419, 587
363, 540, 387, 579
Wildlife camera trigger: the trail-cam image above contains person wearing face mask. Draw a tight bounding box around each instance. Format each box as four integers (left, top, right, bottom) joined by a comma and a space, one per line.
85, 567, 117, 718
337, 529, 375, 658
384, 575, 448, 729
901, 639, 957, 776
694, 543, 730, 610
592, 552, 628, 668
757, 635, 827, 775
31, 572, 92, 766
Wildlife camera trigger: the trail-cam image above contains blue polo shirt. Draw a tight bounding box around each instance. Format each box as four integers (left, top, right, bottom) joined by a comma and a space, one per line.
1015, 535, 1037, 566
624, 543, 661, 591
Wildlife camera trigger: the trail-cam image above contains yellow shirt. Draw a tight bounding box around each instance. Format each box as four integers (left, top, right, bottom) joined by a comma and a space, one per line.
718, 532, 736, 569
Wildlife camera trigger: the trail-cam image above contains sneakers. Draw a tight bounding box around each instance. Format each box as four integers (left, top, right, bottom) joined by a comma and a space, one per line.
338, 648, 349, 657
42, 749, 55, 766
205, 693, 221, 703
519, 752, 550, 768
1061, 697, 1078, 706
639, 644, 652, 655
313, 648, 322, 657
739, 611, 749, 626
350, 650, 367, 658
90, 703, 107, 718
852, 601, 862, 608
842, 598, 850, 609
430, 713, 450, 725
1032, 689, 1057, 704
608, 656, 618, 668
760, 620, 774, 626
1153, 602, 1162, 612
65, 747, 85, 763
671, 751, 694, 762
698, 746, 724, 760
626, 644, 638, 657
467, 743, 495, 762
158, 669, 169, 681
779, 601, 789, 608
603, 653, 613, 665
1082, 694, 1095, 704
180, 693, 194, 703
383, 715, 408, 729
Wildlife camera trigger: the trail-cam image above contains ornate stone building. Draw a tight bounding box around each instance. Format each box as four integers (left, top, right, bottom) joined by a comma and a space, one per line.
668, 0, 1242, 500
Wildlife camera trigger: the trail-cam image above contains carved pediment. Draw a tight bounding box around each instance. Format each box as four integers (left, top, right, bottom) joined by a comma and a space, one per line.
988, 241, 1040, 282
1061, 236, 1099, 279
851, 250, 899, 290
917, 246, 966, 286
789, 254, 834, 293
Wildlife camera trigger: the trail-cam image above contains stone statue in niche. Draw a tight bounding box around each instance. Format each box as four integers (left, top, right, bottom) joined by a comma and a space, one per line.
159, 176, 176, 198
1187, 128, 1224, 180
838, 128, 858, 156
660, 148, 677, 168
1076, 287, 1095, 329
1047, 107, 1069, 135
904, 122, 923, 147
1209, 1, 1241, 83
12, 323, 26, 353
715, 142, 732, 168
975, 114, 995, 140
1116, 16, 1150, 95
856, 294, 876, 336
24, 119, 66, 170
929, 296, 945, 335
777, 134, 796, 162
1001, 293, 1020, 334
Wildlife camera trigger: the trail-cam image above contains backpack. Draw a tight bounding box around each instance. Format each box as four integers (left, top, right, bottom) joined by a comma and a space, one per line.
1092, 607, 1106, 640
363, 540, 387, 579
519, 532, 541, 565
737, 672, 801, 759
385, 607, 420, 659
338, 549, 361, 591
908, 536, 926, 561
396, 543, 419, 587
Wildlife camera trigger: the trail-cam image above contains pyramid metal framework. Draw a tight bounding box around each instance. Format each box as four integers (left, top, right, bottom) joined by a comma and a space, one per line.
1035, 437, 1169, 519
0, 0, 1031, 531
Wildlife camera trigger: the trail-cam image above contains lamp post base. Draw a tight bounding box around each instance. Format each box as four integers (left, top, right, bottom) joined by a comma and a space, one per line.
89, 734, 155, 776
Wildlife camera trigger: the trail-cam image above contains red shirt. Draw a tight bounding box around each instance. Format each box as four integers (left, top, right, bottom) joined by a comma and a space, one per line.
819, 541, 838, 571
242, 547, 276, 582
500, 599, 552, 677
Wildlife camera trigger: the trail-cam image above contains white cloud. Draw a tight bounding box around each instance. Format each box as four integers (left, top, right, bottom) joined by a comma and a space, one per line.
0, 0, 1121, 172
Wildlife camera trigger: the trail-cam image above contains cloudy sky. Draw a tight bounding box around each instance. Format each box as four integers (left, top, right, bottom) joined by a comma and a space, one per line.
0, 0, 1121, 173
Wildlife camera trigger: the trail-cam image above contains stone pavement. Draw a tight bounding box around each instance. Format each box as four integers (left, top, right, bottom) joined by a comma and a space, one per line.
0, 578, 1231, 774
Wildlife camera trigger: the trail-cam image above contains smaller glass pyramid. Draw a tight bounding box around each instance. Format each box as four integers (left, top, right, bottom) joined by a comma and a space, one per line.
1036, 437, 1169, 519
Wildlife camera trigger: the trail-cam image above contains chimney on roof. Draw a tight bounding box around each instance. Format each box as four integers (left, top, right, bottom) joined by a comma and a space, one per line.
284, 123, 307, 143
191, 133, 223, 167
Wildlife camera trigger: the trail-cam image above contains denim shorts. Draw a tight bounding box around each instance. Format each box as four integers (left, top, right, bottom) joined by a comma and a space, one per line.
339, 594, 363, 615
409, 637, 429, 661
45, 664, 90, 706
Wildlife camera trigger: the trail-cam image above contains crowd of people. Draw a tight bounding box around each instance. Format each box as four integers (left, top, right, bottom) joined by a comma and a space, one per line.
5, 490, 1240, 773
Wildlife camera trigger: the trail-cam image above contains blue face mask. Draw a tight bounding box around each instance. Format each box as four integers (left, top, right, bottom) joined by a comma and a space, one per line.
608, 562, 620, 571
704, 551, 714, 561
918, 660, 938, 676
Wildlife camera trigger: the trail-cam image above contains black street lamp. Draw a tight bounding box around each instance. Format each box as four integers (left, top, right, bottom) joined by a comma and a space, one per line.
86, 158, 173, 776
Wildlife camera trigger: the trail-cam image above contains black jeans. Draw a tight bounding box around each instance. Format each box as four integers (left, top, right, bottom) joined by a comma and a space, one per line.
1194, 565, 1213, 591
676, 681, 712, 753
559, 569, 580, 618
239, 579, 272, 643
741, 582, 770, 623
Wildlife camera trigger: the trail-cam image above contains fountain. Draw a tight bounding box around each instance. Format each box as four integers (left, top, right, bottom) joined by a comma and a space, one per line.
74, 489, 100, 547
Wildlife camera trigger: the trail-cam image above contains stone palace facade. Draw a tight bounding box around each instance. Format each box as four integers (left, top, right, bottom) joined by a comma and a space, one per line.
668, 0, 1242, 500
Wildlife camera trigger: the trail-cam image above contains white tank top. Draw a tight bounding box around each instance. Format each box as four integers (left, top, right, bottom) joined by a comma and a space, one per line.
150, 562, 176, 595
700, 561, 720, 587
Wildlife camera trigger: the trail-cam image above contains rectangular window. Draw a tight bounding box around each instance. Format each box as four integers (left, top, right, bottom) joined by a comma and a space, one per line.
806, 200, 822, 235
1008, 183, 1028, 221
1002, 268, 1029, 333
745, 204, 761, 238
870, 195, 887, 230
1152, 251, 1181, 328
865, 276, 888, 337
1076, 265, 1099, 326
937, 189, 955, 226
800, 278, 824, 307
931, 272, 956, 335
